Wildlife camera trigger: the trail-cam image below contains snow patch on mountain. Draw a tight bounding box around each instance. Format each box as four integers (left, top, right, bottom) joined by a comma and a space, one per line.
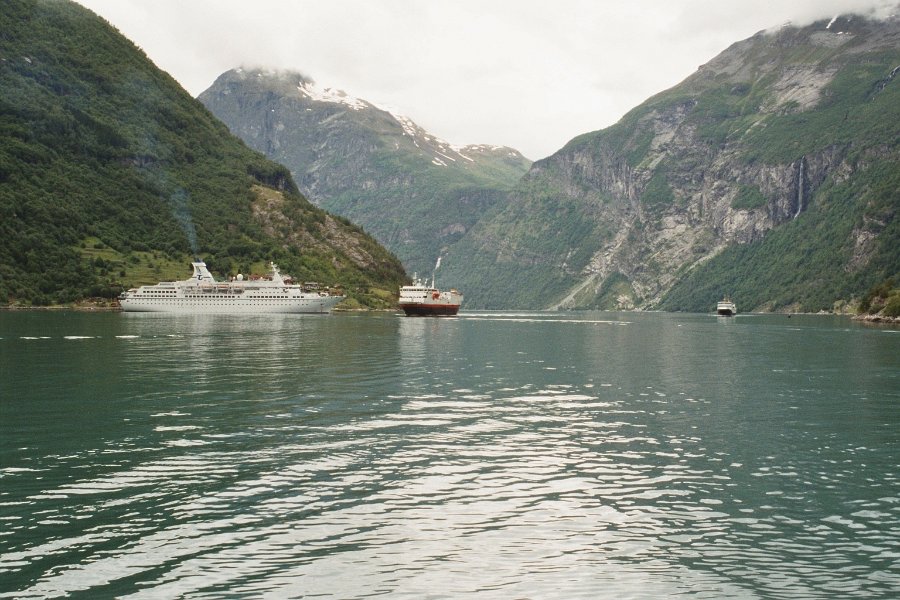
285, 73, 522, 168
391, 113, 421, 139
385, 110, 473, 167
296, 80, 369, 110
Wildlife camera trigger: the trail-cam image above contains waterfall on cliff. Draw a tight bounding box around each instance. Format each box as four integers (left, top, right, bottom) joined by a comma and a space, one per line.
794, 157, 805, 219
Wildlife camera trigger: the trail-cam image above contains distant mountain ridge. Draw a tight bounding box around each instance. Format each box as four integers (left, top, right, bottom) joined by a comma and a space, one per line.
0, 0, 406, 307
437, 13, 900, 311
199, 69, 531, 278
201, 14, 899, 313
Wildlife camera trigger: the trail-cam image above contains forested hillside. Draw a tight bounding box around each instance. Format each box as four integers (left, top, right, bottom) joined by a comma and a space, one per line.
0, 0, 406, 307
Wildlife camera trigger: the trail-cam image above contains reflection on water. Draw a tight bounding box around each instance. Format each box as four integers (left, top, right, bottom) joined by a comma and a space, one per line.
1, 311, 898, 598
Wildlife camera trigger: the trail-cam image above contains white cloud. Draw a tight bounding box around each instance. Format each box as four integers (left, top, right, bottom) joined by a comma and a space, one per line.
76, 0, 896, 159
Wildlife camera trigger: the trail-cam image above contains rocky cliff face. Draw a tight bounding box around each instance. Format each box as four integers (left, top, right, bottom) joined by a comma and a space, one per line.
440, 14, 900, 311
199, 70, 531, 277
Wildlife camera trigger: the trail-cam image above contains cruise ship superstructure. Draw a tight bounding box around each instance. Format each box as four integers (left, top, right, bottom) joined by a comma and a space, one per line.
119, 260, 343, 314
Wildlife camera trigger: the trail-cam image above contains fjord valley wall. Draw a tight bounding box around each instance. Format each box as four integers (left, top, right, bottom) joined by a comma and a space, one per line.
0, 0, 406, 308
200, 16, 899, 313
437, 14, 900, 311
199, 69, 531, 282
5, 1, 896, 313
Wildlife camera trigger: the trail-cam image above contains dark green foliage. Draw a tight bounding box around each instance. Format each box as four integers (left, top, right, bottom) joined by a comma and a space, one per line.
586, 272, 633, 310
246, 161, 299, 195
641, 168, 675, 208
883, 294, 900, 317
859, 278, 899, 315
732, 185, 768, 210
0, 0, 405, 306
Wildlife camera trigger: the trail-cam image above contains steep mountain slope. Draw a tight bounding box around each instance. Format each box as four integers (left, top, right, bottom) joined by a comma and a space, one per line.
0, 0, 405, 307
440, 14, 900, 311
199, 69, 531, 277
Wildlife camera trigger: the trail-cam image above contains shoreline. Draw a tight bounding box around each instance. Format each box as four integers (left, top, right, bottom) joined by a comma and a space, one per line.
1, 303, 121, 312
2, 303, 896, 323
0, 303, 399, 314
852, 313, 900, 325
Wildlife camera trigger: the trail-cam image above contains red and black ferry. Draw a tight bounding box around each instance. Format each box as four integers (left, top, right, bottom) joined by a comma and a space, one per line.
398, 268, 462, 317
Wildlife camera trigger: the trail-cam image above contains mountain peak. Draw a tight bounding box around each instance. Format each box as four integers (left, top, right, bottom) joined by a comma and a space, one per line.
200, 69, 531, 277
204, 67, 532, 170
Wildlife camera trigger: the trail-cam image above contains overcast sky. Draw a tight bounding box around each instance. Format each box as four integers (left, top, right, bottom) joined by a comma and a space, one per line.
75, 0, 895, 160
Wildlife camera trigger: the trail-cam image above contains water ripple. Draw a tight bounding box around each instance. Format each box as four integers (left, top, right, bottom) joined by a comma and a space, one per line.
1, 312, 898, 598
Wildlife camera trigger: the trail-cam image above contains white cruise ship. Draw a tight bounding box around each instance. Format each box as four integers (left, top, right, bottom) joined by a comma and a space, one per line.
119, 260, 344, 314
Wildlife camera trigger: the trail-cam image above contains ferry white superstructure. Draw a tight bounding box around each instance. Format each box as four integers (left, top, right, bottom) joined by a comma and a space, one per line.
119, 260, 343, 314
398, 271, 462, 316
717, 297, 737, 316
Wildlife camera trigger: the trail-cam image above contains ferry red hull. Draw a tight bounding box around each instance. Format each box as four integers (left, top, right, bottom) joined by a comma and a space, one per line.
400, 303, 461, 316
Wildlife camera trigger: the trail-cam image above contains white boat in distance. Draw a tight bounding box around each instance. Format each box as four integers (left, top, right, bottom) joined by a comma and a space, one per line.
717, 296, 737, 316
119, 260, 344, 314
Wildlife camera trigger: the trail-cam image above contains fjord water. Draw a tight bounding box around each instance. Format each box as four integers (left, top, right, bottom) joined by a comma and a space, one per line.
1, 311, 898, 598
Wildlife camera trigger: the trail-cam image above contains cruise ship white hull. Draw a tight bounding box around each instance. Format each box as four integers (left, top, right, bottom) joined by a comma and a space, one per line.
119, 260, 344, 315
120, 295, 343, 314
716, 299, 737, 316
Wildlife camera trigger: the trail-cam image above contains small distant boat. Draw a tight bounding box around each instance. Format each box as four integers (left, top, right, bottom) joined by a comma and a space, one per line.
398, 257, 462, 316
717, 296, 737, 316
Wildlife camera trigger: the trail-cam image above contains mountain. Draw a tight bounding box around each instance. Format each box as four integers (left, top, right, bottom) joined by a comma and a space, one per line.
198, 69, 531, 278
0, 0, 406, 308
439, 13, 900, 311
